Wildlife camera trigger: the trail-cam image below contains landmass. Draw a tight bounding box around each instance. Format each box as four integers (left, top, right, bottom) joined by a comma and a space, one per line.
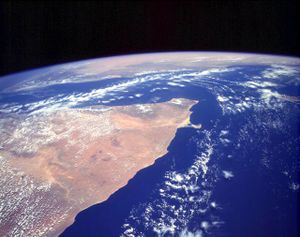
0, 98, 197, 237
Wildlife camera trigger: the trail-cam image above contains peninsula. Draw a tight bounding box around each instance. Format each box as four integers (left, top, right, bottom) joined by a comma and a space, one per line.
0, 98, 197, 236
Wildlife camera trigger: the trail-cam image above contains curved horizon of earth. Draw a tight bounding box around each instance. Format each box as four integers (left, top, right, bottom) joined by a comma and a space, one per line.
0, 52, 299, 237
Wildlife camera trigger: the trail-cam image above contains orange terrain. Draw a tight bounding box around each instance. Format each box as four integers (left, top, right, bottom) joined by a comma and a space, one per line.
0, 98, 197, 236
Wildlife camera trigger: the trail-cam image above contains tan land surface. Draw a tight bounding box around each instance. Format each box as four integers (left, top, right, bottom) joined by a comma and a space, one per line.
0, 98, 197, 236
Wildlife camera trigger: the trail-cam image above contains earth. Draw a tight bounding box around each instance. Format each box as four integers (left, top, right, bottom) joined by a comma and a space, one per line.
0, 52, 299, 237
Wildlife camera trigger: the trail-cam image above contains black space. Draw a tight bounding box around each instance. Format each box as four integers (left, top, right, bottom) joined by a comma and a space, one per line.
0, 1, 299, 76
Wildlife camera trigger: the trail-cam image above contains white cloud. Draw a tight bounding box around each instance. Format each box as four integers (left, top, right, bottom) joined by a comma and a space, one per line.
261, 65, 298, 79
289, 182, 299, 191
120, 131, 214, 236
179, 228, 203, 237
243, 81, 278, 88
217, 95, 229, 102
134, 93, 143, 98
222, 170, 234, 179
200, 221, 210, 231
